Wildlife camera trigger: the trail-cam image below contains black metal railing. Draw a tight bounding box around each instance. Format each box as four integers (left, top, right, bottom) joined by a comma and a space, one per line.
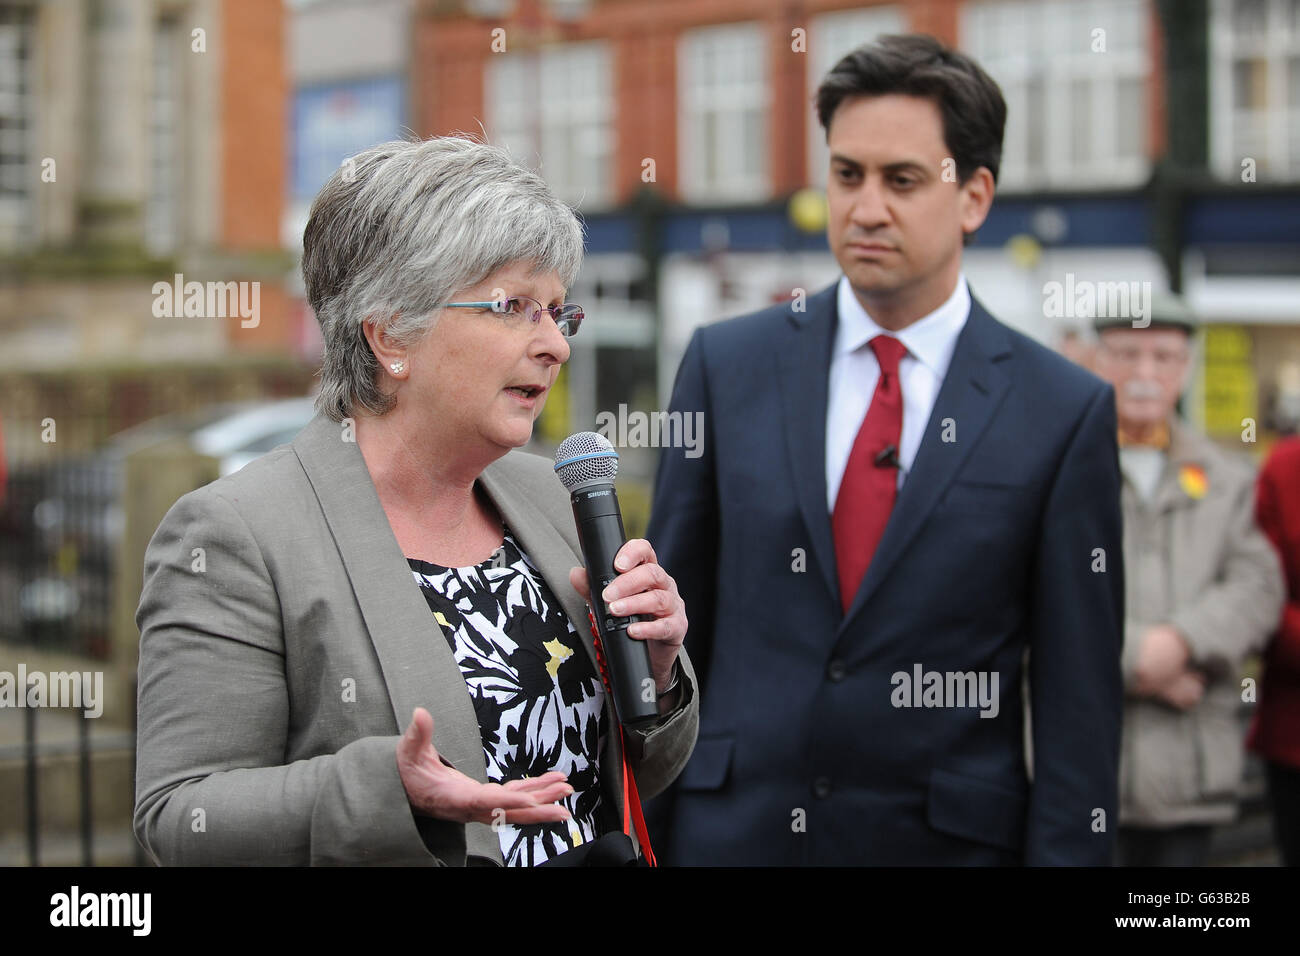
0, 457, 117, 661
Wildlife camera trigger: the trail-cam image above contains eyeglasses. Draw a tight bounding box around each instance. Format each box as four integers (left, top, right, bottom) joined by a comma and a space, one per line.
1098, 342, 1189, 371
439, 295, 584, 337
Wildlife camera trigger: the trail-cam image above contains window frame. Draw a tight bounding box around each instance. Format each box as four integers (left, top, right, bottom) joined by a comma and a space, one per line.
960, 0, 1151, 191
677, 21, 771, 203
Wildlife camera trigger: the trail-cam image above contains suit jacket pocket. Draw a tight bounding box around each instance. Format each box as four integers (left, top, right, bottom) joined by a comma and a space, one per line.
1196, 697, 1246, 803
927, 767, 1027, 852
938, 480, 1025, 514
676, 735, 734, 791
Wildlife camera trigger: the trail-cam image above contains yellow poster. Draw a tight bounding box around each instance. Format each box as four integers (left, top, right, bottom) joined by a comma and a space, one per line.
1199, 326, 1257, 438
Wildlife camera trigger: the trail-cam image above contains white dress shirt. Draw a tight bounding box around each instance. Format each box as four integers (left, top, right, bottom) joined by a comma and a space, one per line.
826, 274, 971, 513
1119, 447, 1165, 503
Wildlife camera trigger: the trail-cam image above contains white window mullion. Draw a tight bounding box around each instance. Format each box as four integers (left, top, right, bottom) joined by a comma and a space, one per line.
962, 0, 1150, 190
1212, 0, 1300, 179
1005, 77, 1029, 185
539, 42, 611, 207
1096, 70, 1115, 180
1045, 65, 1067, 187
1269, 1, 1289, 171
491, 43, 611, 208
679, 22, 769, 202
0, 3, 34, 250
1211, 0, 1232, 174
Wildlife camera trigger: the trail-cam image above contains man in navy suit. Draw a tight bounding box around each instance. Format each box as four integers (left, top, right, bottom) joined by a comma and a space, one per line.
645, 35, 1124, 865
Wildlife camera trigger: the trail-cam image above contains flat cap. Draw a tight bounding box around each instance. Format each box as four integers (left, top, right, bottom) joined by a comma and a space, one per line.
1094, 291, 1197, 334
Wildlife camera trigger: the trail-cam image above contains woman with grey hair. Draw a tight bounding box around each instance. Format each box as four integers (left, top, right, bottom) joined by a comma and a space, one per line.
133, 136, 699, 867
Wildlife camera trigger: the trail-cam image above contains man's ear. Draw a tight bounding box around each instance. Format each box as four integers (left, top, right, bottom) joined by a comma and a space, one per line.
362, 316, 408, 377
959, 166, 996, 238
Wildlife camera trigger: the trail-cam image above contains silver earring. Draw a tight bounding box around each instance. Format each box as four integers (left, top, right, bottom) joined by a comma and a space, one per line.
390, 361, 405, 374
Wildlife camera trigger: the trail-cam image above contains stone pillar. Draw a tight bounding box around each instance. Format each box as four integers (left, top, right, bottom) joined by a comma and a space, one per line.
78, 0, 150, 245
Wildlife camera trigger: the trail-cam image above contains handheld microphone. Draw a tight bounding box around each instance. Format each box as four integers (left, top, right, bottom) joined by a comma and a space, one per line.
554, 432, 659, 726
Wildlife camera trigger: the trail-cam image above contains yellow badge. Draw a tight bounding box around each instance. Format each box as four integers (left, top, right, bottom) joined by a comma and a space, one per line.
1179, 464, 1208, 500
544, 638, 574, 678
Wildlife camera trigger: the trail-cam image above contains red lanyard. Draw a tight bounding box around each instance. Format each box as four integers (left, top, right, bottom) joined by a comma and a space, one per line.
588, 612, 658, 867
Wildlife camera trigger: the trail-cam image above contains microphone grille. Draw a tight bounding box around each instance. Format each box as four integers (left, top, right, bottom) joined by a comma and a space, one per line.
554, 432, 619, 488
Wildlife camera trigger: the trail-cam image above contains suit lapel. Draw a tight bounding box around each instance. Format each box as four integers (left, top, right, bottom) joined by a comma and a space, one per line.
838, 298, 1014, 634
292, 413, 502, 860
779, 284, 841, 606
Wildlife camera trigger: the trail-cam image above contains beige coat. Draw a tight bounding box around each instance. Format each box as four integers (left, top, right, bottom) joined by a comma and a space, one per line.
1119, 419, 1284, 826
134, 412, 699, 865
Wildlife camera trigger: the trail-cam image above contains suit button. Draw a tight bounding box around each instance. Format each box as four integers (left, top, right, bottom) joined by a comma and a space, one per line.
812, 777, 832, 799
827, 660, 846, 682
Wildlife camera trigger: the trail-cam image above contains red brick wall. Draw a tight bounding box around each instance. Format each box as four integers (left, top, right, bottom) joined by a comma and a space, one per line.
613, 21, 678, 201
908, 0, 961, 42
221, 0, 286, 249
220, 0, 289, 353
416, 15, 488, 140
1147, 0, 1165, 161
412, 0, 1164, 202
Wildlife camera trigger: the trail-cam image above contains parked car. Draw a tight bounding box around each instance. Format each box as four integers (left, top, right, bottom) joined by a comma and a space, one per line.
190, 397, 316, 476
0, 398, 317, 653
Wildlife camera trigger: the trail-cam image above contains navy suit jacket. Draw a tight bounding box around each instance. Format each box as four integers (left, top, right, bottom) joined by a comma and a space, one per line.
645, 283, 1124, 865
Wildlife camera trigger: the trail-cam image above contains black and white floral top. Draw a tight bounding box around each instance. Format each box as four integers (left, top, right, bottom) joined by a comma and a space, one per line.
408, 528, 608, 866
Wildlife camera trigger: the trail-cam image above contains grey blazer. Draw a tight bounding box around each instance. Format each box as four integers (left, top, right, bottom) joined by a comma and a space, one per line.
133, 412, 699, 866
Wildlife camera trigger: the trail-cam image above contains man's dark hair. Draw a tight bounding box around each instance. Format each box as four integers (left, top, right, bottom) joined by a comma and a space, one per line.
816, 34, 1007, 185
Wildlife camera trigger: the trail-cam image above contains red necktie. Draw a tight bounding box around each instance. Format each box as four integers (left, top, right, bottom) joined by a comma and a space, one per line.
832, 334, 908, 614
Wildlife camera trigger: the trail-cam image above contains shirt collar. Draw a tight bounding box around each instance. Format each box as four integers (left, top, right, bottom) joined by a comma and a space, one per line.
1118, 420, 1171, 450
834, 274, 971, 376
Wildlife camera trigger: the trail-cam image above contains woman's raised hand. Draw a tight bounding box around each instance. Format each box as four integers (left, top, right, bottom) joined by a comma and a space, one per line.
396, 707, 572, 825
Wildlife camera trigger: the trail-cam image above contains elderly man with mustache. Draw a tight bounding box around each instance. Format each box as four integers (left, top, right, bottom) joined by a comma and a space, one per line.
1092, 294, 1284, 866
